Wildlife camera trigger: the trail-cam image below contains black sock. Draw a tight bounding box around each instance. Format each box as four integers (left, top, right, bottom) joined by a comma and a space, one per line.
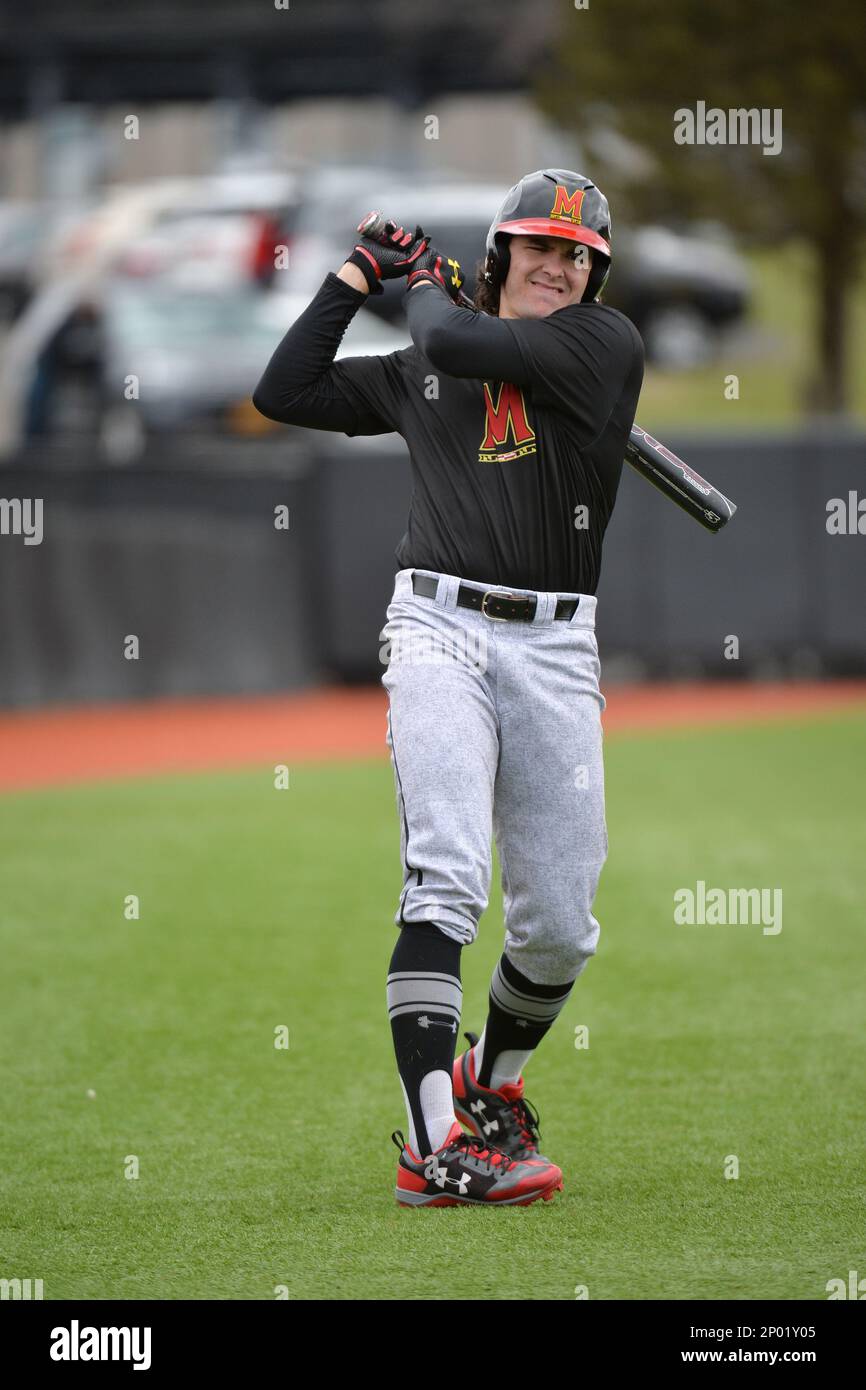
387, 922, 462, 1157
476, 951, 575, 1088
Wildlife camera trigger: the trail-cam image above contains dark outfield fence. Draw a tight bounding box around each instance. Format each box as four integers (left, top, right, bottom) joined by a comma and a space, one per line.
1, 429, 864, 707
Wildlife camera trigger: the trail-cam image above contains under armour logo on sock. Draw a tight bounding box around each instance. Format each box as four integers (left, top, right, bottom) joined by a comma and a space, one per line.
417, 1015, 457, 1032
470, 1099, 499, 1136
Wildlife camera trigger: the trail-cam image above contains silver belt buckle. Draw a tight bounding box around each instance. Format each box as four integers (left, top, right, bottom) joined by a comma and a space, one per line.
481, 589, 523, 620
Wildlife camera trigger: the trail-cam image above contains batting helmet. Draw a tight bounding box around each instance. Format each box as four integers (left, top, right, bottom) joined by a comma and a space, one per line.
484, 168, 612, 304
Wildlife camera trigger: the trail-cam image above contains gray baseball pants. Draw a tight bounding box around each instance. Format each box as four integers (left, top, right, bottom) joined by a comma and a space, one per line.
380, 567, 608, 986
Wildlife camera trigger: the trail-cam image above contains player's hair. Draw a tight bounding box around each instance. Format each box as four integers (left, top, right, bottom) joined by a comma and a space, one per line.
473, 255, 502, 315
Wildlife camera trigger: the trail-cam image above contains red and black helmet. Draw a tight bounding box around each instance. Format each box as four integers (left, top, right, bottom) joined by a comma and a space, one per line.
485, 168, 612, 303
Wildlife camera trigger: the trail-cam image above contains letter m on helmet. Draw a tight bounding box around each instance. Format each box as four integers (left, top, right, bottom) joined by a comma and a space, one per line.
549, 186, 586, 224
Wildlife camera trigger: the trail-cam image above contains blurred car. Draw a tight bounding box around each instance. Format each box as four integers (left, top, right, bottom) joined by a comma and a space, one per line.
280, 170, 503, 322
606, 225, 751, 369
140, 169, 305, 290
40, 169, 304, 282
15, 271, 407, 463
279, 169, 751, 366
0, 170, 306, 457
112, 211, 283, 292
94, 277, 409, 463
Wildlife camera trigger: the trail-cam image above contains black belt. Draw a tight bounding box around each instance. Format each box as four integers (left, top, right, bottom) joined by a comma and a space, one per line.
412, 572, 579, 622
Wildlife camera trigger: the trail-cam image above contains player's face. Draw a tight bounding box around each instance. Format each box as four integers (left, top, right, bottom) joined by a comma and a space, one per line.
498, 235, 593, 319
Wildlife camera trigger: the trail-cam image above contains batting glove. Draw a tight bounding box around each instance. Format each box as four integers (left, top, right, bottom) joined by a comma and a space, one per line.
346, 217, 430, 295
406, 246, 467, 302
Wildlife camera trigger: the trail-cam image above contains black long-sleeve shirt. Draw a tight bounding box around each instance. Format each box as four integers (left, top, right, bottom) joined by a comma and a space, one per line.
252, 273, 644, 594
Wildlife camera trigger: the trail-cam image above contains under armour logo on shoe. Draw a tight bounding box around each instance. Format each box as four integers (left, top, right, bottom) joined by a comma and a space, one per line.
417, 1015, 458, 1032
470, 1099, 499, 1136
424, 1157, 470, 1193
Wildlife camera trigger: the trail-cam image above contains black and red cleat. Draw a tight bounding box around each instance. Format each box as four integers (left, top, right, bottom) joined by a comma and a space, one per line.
392, 1120, 562, 1208
453, 1031, 559, 1167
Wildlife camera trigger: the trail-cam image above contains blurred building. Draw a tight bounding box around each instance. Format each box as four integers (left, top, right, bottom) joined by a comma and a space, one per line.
1, 0, 573, 196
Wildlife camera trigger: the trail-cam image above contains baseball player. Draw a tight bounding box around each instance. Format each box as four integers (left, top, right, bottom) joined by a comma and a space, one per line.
253, 168, 644, 1208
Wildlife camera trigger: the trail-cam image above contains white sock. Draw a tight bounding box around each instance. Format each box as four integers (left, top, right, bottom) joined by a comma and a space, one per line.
490, 1050, 531, 1089
400, 1071, 456, 1156
472, 1028, 530, 1090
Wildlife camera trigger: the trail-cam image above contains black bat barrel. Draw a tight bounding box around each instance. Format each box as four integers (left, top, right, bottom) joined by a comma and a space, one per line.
624, 426, 737, 533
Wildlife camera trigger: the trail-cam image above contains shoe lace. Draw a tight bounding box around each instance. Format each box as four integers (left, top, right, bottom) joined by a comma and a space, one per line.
446, 1130, 517, 1174
501, 1096, 542, 1157
391, 1127, 517, 1173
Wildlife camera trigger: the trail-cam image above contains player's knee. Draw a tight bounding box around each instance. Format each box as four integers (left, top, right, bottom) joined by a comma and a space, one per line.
540, 933, 597, 983
507, 899, 601, 982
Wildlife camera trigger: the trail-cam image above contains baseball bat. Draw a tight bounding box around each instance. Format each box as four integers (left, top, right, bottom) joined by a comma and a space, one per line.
623, 426, 737, 533
357, 213, 738, 532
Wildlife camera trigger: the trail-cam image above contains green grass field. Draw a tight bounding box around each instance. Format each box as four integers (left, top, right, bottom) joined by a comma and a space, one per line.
2, 712, 864, 1301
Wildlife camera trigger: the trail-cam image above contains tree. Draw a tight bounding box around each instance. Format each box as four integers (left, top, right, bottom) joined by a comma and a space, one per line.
535, 0, 866, 414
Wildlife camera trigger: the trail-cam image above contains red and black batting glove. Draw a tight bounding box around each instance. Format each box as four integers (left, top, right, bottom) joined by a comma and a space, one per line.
406, 246, 467, 302
346, 215, 430, 295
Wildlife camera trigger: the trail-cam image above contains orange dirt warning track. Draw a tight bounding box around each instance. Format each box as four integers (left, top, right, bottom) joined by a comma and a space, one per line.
1, 680, 866, 793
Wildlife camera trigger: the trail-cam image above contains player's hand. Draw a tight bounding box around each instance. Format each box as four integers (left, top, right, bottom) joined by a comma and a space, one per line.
346, 216, 430, 295
406, 246, 467, 303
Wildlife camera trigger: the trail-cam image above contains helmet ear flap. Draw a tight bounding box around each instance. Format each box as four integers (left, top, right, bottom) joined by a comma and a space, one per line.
487, 233, 510, 286
582, 254, 611, 303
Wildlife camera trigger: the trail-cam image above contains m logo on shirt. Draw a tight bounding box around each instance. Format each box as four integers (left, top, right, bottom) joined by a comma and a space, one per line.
549, 185, 586, 224
479, 382, 537, 463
